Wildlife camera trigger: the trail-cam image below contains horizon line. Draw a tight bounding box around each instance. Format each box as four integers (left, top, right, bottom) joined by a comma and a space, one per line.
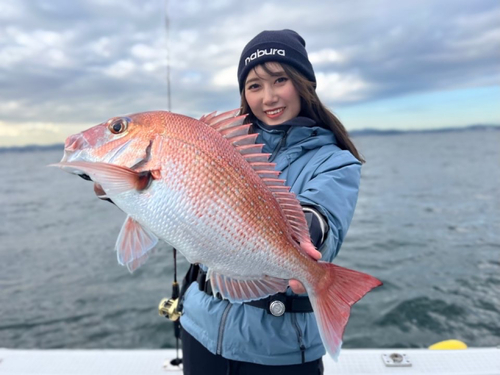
1, 123, 499, 151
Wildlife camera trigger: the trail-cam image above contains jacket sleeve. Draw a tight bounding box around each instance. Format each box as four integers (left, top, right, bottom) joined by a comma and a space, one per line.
297, 150, 361, 262
302, 205, 329, 248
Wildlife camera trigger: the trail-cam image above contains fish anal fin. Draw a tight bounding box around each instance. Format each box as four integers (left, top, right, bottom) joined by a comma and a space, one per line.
116, 215, 158, 272
207, 270, 288, 303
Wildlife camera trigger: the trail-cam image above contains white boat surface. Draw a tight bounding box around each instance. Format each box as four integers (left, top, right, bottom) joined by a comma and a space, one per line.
0, 347, 498, 375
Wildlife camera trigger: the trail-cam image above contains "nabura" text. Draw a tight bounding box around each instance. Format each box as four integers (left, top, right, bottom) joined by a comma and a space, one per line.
245, 48, 286, 65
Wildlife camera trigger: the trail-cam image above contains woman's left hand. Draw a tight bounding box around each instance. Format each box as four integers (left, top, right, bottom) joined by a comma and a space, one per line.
289, 247, 322, 294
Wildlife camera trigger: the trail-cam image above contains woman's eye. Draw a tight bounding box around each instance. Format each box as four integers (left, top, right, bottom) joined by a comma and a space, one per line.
275, 77, 288, 84
247, 83, 260, 90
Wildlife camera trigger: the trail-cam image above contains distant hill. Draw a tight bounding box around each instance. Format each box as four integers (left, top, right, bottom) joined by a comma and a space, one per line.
0, 143, 64, 153
1, 124, 499, 152
350, 124, 500, 136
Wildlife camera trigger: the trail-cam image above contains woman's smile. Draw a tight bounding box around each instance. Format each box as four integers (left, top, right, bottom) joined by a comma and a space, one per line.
264, 107, 285, 119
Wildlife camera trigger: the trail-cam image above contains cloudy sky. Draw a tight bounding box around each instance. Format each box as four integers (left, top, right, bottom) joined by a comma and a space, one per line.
0, 0, 499, 146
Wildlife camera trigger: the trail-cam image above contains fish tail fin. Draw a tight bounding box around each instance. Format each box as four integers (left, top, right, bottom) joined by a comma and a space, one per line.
307, 262, 382, 360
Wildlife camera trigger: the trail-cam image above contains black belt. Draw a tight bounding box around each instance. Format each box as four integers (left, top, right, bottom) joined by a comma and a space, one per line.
195, 267, 313, 316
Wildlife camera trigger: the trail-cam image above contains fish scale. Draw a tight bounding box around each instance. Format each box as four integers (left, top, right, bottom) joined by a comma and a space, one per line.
126, 147, 279, 277
148, 130, 296, 275
53, 109, 382, 360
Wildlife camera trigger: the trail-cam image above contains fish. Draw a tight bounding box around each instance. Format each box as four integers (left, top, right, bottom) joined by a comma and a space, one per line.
51, 109, 382, 359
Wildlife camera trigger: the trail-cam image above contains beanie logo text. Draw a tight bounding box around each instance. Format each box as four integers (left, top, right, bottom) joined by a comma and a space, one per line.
244, 48, 286, 65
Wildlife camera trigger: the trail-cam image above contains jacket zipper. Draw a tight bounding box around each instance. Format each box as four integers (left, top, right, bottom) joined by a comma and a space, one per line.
291, 313, 306, 363
216, 303, 233, 355
268, 130, 289, 162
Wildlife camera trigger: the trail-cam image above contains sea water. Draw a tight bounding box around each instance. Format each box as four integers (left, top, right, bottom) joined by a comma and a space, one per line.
0, 130, 498, 349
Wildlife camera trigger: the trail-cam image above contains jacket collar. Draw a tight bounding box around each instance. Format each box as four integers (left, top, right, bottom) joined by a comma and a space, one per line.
254, 117, 316, 133
253, 117, 337, 155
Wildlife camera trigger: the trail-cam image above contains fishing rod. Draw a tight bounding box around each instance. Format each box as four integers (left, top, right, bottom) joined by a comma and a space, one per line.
165, 0, 171, 112
157, 0, 182, 367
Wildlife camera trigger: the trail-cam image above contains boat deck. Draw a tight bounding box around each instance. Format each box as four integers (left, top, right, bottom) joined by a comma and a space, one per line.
0, 347, 498, 374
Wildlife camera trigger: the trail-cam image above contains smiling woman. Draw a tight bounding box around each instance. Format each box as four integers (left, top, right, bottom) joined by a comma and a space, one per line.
244, 63, 302, 125
239, 38, 365, 163
178, 29, 376, 375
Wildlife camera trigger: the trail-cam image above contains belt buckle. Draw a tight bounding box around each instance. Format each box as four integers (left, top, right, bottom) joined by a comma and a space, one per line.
269, 300, 286, 316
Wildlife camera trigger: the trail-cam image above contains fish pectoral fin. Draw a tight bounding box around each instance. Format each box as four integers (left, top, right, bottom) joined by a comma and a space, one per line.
207, 270, 288, 303
116, 215, 159, 272
50, 161, 152, 196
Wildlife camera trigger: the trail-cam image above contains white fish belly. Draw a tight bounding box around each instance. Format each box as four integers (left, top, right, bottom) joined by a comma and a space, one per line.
114, 177, 296, 281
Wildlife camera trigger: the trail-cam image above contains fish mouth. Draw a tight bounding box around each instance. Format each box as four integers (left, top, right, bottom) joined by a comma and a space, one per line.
62, 133, 90, 158
60, 151, 93, 181
60, 133, 93, 180
58, 136, 152, 182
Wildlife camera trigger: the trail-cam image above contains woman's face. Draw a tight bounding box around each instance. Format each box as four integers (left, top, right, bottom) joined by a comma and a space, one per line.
244, 63, 301, 126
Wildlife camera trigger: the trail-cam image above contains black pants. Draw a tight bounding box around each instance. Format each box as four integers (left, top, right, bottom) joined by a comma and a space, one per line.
181, 328, 324, 375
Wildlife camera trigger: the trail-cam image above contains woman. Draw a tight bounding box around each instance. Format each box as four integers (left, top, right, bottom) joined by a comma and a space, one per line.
180, 29, 364, 375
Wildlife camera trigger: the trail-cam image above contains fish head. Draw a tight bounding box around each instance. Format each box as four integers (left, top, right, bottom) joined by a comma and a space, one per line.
61, 111, 166, 169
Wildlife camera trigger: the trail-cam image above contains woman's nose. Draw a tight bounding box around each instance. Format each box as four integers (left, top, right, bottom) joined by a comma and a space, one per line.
263, 86, 278, 105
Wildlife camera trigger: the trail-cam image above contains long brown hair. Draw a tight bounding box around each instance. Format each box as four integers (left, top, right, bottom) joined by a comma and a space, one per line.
240, 62, 365, 163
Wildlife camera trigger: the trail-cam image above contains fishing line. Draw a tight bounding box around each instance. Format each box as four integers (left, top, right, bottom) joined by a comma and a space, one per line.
165, 0, 172, 111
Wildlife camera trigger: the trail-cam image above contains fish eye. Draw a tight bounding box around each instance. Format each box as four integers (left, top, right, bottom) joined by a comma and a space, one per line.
108, 117, 130, 134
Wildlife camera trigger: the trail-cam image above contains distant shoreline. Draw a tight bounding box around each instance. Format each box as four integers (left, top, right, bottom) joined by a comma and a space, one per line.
1, 124, 499, 152
350, 124, 500, 137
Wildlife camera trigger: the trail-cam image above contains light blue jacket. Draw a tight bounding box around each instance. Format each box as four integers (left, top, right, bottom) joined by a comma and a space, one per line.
180, 117, 361, 365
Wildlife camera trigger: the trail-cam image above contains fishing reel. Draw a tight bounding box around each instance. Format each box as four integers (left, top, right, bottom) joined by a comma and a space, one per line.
158, 295, 182, 321
161, 249, 184, 368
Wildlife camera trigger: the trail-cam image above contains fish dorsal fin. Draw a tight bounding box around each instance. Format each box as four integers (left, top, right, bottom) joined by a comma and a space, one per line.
200, 109, 317, 255
236, 144, 265, 155
198, 111, 217, 123
202, 108, 241, 126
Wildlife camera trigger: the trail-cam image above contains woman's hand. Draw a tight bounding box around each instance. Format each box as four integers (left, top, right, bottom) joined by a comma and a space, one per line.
289, 247, 322, 294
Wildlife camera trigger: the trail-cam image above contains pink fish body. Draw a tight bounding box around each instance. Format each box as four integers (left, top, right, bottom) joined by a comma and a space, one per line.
54, 109, 382, 359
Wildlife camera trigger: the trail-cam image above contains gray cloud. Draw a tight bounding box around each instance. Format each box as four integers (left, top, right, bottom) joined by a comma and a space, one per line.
0, 0, 498, 135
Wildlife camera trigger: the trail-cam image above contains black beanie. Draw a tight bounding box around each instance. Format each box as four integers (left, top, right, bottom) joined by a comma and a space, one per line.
237, 29, 316, 93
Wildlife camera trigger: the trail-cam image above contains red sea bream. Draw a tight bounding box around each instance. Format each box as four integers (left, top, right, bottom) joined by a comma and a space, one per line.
52, 109, 382, 359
